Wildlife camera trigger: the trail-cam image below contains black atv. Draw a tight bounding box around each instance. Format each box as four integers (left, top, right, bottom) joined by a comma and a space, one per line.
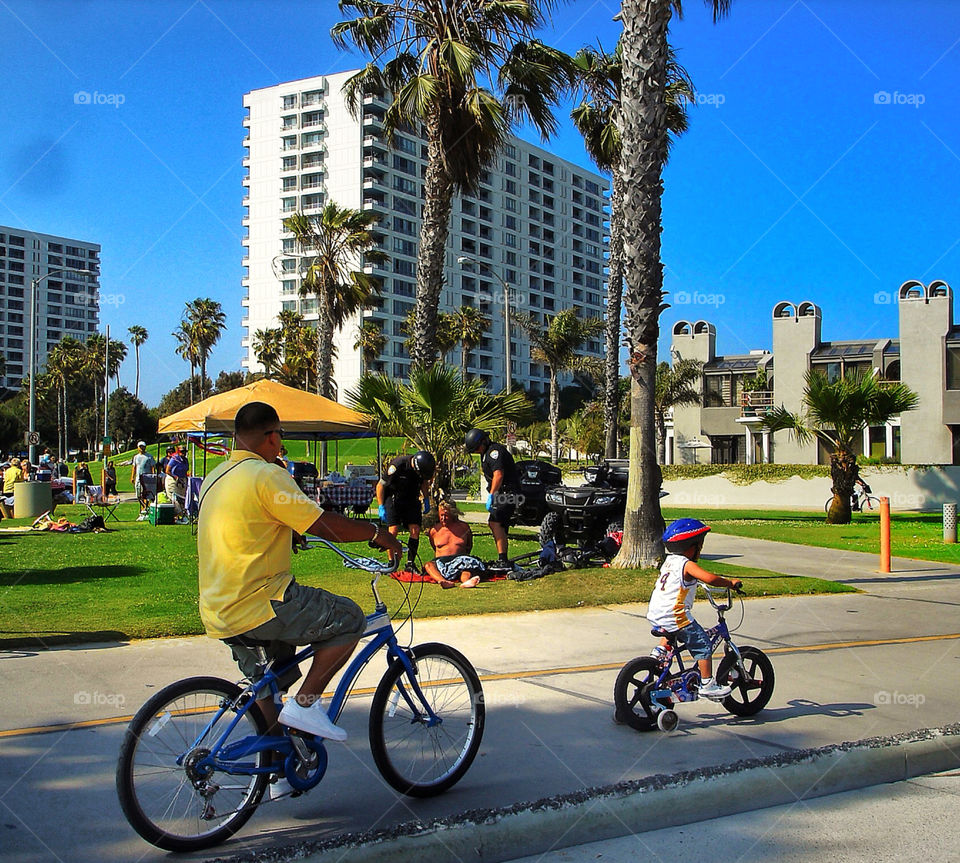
538, 459, 629, 566
510, 459, 563, 526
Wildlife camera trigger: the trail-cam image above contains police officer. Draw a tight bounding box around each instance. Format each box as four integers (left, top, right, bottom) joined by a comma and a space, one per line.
376, 450, 436, 572
464, 429, 521, 566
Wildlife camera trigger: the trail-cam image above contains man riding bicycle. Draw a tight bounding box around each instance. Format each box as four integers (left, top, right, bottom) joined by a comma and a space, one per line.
197, 402, 402, 749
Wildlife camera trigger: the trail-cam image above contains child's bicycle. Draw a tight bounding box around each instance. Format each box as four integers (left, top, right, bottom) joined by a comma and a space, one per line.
116, 537, 485, 852
613, 585, 774, 733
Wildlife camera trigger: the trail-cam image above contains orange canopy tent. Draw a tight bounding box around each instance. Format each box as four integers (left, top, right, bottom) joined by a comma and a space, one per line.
157, 379, 375, 440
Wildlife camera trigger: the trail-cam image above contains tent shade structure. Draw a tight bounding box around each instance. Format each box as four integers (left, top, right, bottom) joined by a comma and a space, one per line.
158, 379, 377, 440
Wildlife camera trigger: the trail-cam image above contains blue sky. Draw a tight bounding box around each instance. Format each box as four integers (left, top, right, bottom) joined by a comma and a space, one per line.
1, 0, 958, 407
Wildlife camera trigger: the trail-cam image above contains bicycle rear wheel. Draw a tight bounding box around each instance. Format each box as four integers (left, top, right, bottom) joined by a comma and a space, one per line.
369, 643, 484, 797
613, 657, 660, 731
116, 676, 269, 852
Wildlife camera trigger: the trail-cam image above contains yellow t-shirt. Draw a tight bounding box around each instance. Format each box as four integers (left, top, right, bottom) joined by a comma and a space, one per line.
197, 450, 323, 638
3, 465, 23, 495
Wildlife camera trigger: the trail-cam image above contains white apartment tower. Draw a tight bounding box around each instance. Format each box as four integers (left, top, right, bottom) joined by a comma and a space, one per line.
241, 71, 608, 399
0, 225, 100, 391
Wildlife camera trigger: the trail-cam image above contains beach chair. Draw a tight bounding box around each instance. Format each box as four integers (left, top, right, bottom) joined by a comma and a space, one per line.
82, 485, 121, 523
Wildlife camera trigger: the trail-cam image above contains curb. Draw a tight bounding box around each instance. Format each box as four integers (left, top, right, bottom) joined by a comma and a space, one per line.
214, 724, 960, 863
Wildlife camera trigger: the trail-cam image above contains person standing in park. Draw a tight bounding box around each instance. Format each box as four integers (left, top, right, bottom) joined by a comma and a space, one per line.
131, 441, 156, 519
464, 428, 521, 566
165, 445, 190, 523
375, 450, 436, 573
197, 401, 402, 753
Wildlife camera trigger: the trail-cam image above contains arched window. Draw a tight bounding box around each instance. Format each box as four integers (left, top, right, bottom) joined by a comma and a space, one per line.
773, 302, 795, 319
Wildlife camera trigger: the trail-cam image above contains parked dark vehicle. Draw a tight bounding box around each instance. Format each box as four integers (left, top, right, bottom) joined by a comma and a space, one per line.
511, 459, 563, 526
538, 459, 628, 560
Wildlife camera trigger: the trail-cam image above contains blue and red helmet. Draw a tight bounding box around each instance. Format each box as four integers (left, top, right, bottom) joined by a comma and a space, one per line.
662, 518, 711, 551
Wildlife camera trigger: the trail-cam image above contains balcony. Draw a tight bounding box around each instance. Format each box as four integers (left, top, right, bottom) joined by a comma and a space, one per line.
362, 114, 384, 131
363, 134, 386, 149
363, 155, 387, 174
362, 175, 386, 190
362, 94, 387, 113
738, 390, 774, 419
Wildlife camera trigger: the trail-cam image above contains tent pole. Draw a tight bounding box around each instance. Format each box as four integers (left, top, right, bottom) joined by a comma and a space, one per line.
203, 436, 207, 478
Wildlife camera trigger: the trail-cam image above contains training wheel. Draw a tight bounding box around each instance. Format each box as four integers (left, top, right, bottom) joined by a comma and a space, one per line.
657, 709, 679, 733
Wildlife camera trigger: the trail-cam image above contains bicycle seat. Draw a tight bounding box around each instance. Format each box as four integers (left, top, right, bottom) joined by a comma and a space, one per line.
650, 628, 679, 643
222, 634, 273, 649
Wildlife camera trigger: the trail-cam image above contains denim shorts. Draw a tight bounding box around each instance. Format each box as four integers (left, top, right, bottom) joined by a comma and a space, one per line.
225, 581, 365, 697
675, 619, 713, 660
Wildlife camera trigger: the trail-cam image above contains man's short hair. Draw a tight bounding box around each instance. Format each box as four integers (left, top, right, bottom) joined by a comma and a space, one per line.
235, 401, 280, 436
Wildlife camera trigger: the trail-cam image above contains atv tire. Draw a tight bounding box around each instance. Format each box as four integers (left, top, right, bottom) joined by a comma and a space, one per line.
539, 511, 564, 548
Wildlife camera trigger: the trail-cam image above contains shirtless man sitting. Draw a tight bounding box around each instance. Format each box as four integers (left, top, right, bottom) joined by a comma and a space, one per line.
423, 502, 483, 589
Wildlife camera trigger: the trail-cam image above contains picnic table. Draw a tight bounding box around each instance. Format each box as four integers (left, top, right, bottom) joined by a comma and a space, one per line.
316, 482, 375, 513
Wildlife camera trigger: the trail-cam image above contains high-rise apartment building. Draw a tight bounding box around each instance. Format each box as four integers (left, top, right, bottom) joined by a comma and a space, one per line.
0, 226, 100, 391
241, 71, 608, 399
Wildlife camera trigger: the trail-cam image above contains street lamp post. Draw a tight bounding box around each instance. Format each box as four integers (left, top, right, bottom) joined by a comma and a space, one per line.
457, 255, 512, 394
28, 267, 96, 465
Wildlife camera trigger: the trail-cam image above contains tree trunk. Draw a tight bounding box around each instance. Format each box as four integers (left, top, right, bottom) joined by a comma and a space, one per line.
188, 363, 195, 405
611, 0, 672, 568
318, 287, 336, 400
655, 407, 666, 465
604, 169, 625, 459
461, 344, 468, 381
827, 448, 856, 524
56, 386, 64, 461
411, 113, 455, 369
134, 345, 140, 399
549, 367, 559, 464
63, 383, 69, 462
199, 354, 207, 400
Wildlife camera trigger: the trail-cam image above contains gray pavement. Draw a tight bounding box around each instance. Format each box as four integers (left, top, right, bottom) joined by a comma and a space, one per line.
506, 770, 960, 863
0, 534, 958, 862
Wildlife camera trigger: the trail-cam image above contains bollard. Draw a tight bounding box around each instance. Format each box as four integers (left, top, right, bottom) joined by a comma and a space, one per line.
879, 497, 891, 573
945, 503, 958, 544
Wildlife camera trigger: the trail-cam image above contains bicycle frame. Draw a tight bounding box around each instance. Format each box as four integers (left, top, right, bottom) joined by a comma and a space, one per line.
178, 539, 439, 784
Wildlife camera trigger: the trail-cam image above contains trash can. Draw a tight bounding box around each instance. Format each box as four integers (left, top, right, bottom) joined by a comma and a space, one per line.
14, 481, 53, 519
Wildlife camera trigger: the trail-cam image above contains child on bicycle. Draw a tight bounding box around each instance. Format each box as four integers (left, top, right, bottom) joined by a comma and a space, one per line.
647, 519, 742, 700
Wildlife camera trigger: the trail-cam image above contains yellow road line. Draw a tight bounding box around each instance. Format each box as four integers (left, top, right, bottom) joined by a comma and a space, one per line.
3, 632, 959, 740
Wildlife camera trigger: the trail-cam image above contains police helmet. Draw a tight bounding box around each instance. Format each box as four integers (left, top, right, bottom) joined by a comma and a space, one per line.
411, 450, 436, 480
464, 428, 490, 453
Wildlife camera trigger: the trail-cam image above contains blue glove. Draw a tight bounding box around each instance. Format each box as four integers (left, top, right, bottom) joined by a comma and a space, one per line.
486, 493, 494, 512
378, 504, 387, 522
423, 499, 430, 515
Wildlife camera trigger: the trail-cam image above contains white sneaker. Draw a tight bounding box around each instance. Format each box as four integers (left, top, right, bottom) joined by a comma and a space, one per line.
278, 699, 347, 742
698, 678, 732, 700
136, 513, 148, 522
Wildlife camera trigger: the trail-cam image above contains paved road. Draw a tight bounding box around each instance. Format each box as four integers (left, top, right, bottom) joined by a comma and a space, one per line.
506, 770, 960, 863
0, 535, 958, 862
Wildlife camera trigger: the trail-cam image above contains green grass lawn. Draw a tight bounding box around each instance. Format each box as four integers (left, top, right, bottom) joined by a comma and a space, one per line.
0, 501, 852, 646
663, 507, 960, 565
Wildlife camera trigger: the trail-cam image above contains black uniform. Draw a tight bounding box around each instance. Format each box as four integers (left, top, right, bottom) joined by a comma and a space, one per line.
482, 443, 520, 526
381, 455, 423, 527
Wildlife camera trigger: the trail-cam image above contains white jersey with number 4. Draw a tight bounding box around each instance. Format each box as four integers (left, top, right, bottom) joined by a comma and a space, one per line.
647, 553, 697, 631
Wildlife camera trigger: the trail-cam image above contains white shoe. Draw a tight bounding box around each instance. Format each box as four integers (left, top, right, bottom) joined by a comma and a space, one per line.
698, 678, 732, 700
136, 513, 148, 522
278, 699, 348, 741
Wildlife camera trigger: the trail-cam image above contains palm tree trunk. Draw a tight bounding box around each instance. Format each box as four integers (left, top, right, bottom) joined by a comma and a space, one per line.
461, 344, 469, 381
134, 345, 140, 399
411, 113, 454, 369
604, 169, 625, 458
318, 289, 335, 400
189, 363, 195, 405
550, 367, 559, 463
828, 448, 856, 524
200, 353, 207, 400
611, 0, 672, 568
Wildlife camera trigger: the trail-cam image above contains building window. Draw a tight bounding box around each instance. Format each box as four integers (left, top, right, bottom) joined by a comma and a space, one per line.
947, 346, 960, 390
282, 177, 297, 191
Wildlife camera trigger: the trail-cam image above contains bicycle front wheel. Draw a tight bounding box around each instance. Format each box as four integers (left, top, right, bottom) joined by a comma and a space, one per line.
369, 643, 484, 797
116, 676, 269, 852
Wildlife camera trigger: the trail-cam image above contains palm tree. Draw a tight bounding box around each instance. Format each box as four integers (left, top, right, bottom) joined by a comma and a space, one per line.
654, 359, 702, 464
513, 308, 604, 463
763, 370, 918, 524
173, 320, 201, 405
333, 1, 573, 369
252, 327, 283, 378
45, 337, 83, 460
128, 325, 148, 400
354, 320, 388, 375
347, 363, 531, 493
284, 205, 385, 399
447, 305, 490, 380
572, 41, 693, 460
184, 298, 226, 401
613, 0, 732, 568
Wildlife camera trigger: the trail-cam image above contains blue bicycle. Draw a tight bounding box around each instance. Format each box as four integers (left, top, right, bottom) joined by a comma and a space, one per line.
116, 538, 485, 851
614, 586, 775, 732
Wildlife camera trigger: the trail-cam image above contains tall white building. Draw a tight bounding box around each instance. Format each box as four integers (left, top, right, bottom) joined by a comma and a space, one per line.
241, 71, 608, 399
0, 225, 100, 391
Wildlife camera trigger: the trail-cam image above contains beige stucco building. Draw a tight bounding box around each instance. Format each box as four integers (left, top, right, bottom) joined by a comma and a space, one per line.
667, 280, 959, 467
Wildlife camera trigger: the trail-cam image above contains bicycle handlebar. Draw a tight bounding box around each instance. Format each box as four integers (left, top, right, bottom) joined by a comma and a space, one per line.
300, 536, 400, 575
